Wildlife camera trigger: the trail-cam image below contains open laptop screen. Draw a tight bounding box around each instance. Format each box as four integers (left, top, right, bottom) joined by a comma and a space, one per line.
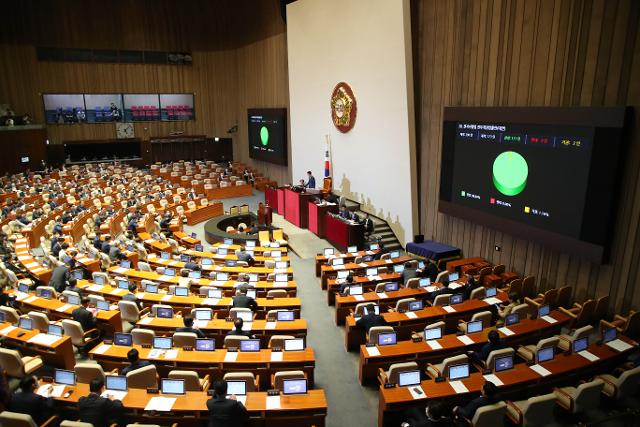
161, 378, 185, 395
226, 380, 246, 396
494, 355, 514, 372
195, 338, 215, 351
105, 375, 128, 391
377, 332, 397, 346
54, 369, 76, 386
114, 333, 133, 346
398, 370, 421, 387
424, 327, 442, 341
284, 338, 305, 351
448, 363, 470, 380
282, 379, 307, 395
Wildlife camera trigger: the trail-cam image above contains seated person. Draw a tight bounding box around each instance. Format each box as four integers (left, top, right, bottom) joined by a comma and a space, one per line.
498, 292, 521, 320
338, 274, 355, 296
469, 330, 504, 363
121, 348, 151, 375
401, 262, 418, 285
453, 381, 498, 421
402, 401, 454, 427
78, 377, 125, 427
9, 375, 54, 425
462, 275, 481, 300
355, 303, 387, 332
65, 277, 84, 297
122, 282, 142, 310
207, 379, 249, 427
232, 285, 258, 311
176, 315, 206, 338
226, 318, 254, 338
236, 250, 255, 266
184, 258, 200, 271
72, 297, 97, 332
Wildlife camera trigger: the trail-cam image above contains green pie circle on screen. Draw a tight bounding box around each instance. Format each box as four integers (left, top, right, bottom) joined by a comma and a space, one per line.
492, 151, 528, 196
260, 126, 269, 146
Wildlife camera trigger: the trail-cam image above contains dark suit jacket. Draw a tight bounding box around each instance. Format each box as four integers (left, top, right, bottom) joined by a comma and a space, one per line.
121, 359, 151, 375
49, 265, 70, 292
9, 391, 54, 424
458, 395, 495, 420
206, 395, 249, 427
226, 328, 253, 337
78, 393, 124, 427
176, 326, 206, 338
306, 176, 316, 189
402, 268, 418, 285
101, 241, 111, 254
232, 295, 258, 311
363, 217, 374, 233
355, 313, 386, 332
72, 306, 97, 332
474, 339, 505, 362
184, 261, 199, 270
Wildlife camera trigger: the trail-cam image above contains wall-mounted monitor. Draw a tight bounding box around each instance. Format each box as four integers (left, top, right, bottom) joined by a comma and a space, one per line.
43, 94, 86, 124
84, 94, 123, 123
248, 108, 288, 166
159, 94, 195, 121
123, 94, 160, 122
439, 107, 628, 262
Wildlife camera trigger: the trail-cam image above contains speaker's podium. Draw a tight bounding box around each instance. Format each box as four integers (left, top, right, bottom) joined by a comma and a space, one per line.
308, 201, 339, 238
284, 187, 316, 228
325, 214, 364, 252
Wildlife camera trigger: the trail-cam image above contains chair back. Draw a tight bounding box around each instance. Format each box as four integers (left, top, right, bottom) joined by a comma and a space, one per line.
151, 304, 173, 317
433, 294, 450, 306
574, 299, 596, 328
510, 303, 530, 318
36, 285, 57, 299
471, 401, 507, 427
60, 421, 94, 427
405, 278, 420, 289
258, 230, 270, 243
75, 362, 105, 383
28, 311, 49, 332
425, 321, 445, 337
508, 279, 523, 298
92, 271, 110, 285
61, 319, 86, 346
492, 264, 505, 275
138, 261, 152, 272
0, 411, 38, 427
266, 310, 279, 321
268, 335, 295, 348
435, 271, 449, 283
520, 393, 557, 426
570, 325, 593, 342
442, 354, 469, 379
173, 332, 197, 348
573, 379, 604, 413
119, 300, 141, 323
267, 289, 287, 298
522, 276, 537, 298
395, 298, 417, 311
470, 311, 493, 329
273, 370, 304, 390
486, 348, 515, 372
272, 229, 284, 241
617, 366, 640, 399
368, 326, 394, 345
223, 372, 256, 392
0, 306, 20, 323
354, 303, 369, 317
229, 307, 252, 320
168, 370, 202, 391
594, 295, 609, 320
470, 287, 486, 300
387, 361, 419, 384
0, 348, 25, 377
131, 328, 155, 345
623, 310, 640, 339
126, 364, 158, 389
224, 335, 251, 348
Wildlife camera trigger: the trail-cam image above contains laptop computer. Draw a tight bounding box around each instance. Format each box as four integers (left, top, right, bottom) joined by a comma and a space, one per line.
105, 375, 128, 392
226, 380, 246, 396
218, 248, 228, 255
275, 274, 288, 282
48, 324, 63, 337
18, 318, 32, 330
485, 287, 497, 297
120, 260, 131, 269
37, 288, 53, 299
366, 268, 378, 277
537, 346, 554, 363
96, 300, 110, 311
188, 271, 202, 279
245, 241, 256, 248
377, 332, 397, 346
324, 248, 334, 256
161, 378, 185, 395
236, 311, 253, 322
145, 284, 159, 293
408, 300, 424, 311
54, 369, 76, 386
66, 294, 80, 305
450, 294, 463, 305
224, 238, 234, 245
419, 278, 431, 288
282, 379, 307, 395
389, 251, 400, 258
538, 304, 550, 318
216, 273, 229, 281
466, 320, 483, 334
369, 243, 379, 250
194, 310, 212, 321
161, 252, 171, 260
398, 370, 421, 387
239, 339, 260, 352
393, 265, 405, 273
208, 289, 223, 299
424, 327, 442, 341
505, 312, 520, 326
201, 258, 213, 266
573, 336, 589, 353
153, 337, 173, 349
194, 244, 204, 252
284, 338, 305, 351
277, 311, 295, 321
494, 354, 514, 372
164, 268, 176, 277
156, 307, 173, 318
195, 338, 215, 351
114, 333, 133, 346
347, 245, 357, 253
174, 287, 189, 297
448, 363, 470, 380
118, 280, 130, 290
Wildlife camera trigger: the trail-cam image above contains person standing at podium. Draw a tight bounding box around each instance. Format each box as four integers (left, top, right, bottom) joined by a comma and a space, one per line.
305, 171, 316, 189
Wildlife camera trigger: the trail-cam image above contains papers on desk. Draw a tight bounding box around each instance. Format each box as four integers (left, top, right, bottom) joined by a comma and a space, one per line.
442, 306, 456, 313
241, 322, 253, 332
23, 296, 38, 303
541, 315, 557, 324
56, 303, 74, 313
148, 349, 165, 359
405, 311, 418, 319
224, 352, 238, 362
426, 340, 442, 350
271, 351, 283, 362
273, 281, 288, 288
109, 288, 123, 296
333, 265, 345, 270
138, 317, 153, 325
358, 263, 369, 267
424, 286, 438, 292
164, 350, 179, 360
14, 292, 29, 301
483, 374, 504, 386
498, 327, 515, 336
194, 320, 208, 329
367, 275, 382, 281
530, 364, 552, 377
377, 293, 388, 299
606, 339, 634, 352
408, 385, 426, 400
161, 295, 172, 302
0, 326, 16, 336
457, 335, 474, 345
17, 255, 30, 261
25, 262, 40, 268
365, 346, 381, 357
265, 321, 276, 330
37, 384, 66, 398
113, 267, 128, 274
93, 344, 111, 355
449, 381, 469, 394
158, 275, 172, 282
135, 292, 146, 299
385, 260, 393, 264
27, 333, 61, 346
578, 350, 600, 362
178, 277, 191, 286
483, 297, 502, 305
273, 268, 287, 274
145, 396, 176, 411
144, 239, 154, 244
449, 283, 463, 290
353, 295, 365, 302
235, 395, 247, 405
102, 390, 128, 401
87, 285, 104, 292
201, 298, 220, 306
266, 395, 281, 410
168, 260, 180, 266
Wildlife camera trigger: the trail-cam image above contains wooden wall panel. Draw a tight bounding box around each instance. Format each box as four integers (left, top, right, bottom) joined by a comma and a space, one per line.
414, 0, 640, 313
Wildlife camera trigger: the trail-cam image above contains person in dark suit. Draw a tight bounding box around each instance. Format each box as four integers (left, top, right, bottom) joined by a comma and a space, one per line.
206, 379, 249, 427
78, 377, 124, 427
362, 213, 375, 235
339, 274, 355, 296
176, 315, 206, 338
122, 283, 142, 309
72, 297, 97, 332
463, 275, 481, 300
453, 381, 498, 421
349, 211, 360, 222
226, 318, 254, 338
402, 401, 454, 427
305, 171, 316, 189
101, 235, 112, 254
65, 277, 84, 297
121, 348, 151, 375
355, 303, 387, 332
8, 376, 54, 425
93, 234, 103, 250
236, 251, 255, 266
49, 262, 71, 293
339, 206, 350, 219
51, 236, 63, 257
470, 330, 504, 362
401, 262, 418, 285
184, 259, 200, 271
232, 286, 258, 311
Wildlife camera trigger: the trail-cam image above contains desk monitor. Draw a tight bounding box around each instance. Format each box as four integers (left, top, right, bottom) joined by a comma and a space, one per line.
195, 338, 215, 351
67, 294, 80, 306
94, 275, 106, 286
153, 337, 173, 349
96, 300, 110, 311
332, 258, 344, 266
216, 273, 229, 281
62, 255, 72, 264
161, 378, 185, 395
218, 248, 228, 256
105, 375, 128, 391
275, 274, 288, 282
275, 261, 288, 269
127, 244, 135, 252
277, 310, 295, 321
448, 363, 470, 380
538, 304, 550, 318
485, 287, 497, 297
408, 300, 424, 311
208, 289, 223, 299
37, 288, 52, 299
363, 305, 380, 316
449, 272, 460, 281
246, 289, 257, 299
224, 238, 234, 245
284, 338, 305, 351
161, 252, 171, 260
573, 336, 589, 353
248, 273, 258, 282
236, 311, 253, 322
363, 255, 374, 262
120, 260, 131, 269
240, 339, 260, 352
450, 294, 463, 305
194, 310, 212, 321
164, 268, 176, 277
388, 251, 400, 259
114, 333, 133, 346
201, 258, 213, 266
466, 320, 483, 334
245, 240, 256, 248
337, 270, 350, 279
419, 278, 431, 287
226, 380, 246, 396
603, 327, 617, 343
180, 255, 191, 263
349, 285, 363, 296
189, 271, 202, 279
195, 244, 204, 252
418, 261, 426, 269
393, 265, 405, 273
366, 268, 378, 276
369, 243, 380, 250
378, 332, 397, 346
48, 324, 63, 336
347, 245, 357, 253
424, 327, 442, 341
225, 260, 237, 267
117, 280, 130, 290
18, 318, 32, 330
72, 270, 84, 280
282, 379, 307, 395
398, 370, 421, 387
145, 284, 159, 294
191, 232, 198, 239
54, 369, 76, 386
18, 283, 29, 293
173, 287, 188, 297
156, 307, 173, 318
494, 354, 514, 372
271, 251, 282, 259
323, 248, 334, 256
505, 313, 520, 326
537, 346, 554, 363
384, 282, 399, 292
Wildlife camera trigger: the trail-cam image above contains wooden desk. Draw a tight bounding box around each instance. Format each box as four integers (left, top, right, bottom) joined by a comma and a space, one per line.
344, 292, 508, 351
14, 238, 52, 284
90, 343, 316, 388
185, 202, 224, 225
320, 255, 412, 289
0, 321, 75, 369
205, 183, 253, 200
173, 231, 200, 248
147, 251, 291, 268
377, 337, 637, 427
307, 202, 338, 238
357, 311, 570, 384
445, 257, 487, 273
327, 272, 403, 307
209, 243, 288, 255
315, 249, 380, 276
50, 383, 327, 427
325, 214, 364, 252
335, 287, 433, 324
284, 189, 315, 228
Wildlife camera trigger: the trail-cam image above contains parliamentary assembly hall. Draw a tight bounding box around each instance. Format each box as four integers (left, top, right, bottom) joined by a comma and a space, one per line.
0, 0, 638, 426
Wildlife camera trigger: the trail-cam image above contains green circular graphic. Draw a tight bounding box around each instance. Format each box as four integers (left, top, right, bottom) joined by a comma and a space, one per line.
492, 151, 528, 196
260, 126, 269, 146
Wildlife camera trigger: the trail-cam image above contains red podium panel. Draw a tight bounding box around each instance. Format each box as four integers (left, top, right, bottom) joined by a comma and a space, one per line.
284, 189, 314, 228
276, 188, 285, 215
325, 214, 365, 252
308, 202, 339, 238
265, 187, 278, 211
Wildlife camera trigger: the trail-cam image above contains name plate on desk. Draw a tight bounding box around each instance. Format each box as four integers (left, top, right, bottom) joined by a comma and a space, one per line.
457, 335, 474, 345
530, 364, 552, 377
426, 340, 442, 350
483, 374, 504, 386
442, 306, 456, 313
606, 339, 633, 352
93, 344, 111, 355
541, 315, 557, 324
483, 297, 502, 305
578, 350, 600, 362
271, 352, 283, 362
498, 327, 515, 336
56, 304, 73, 313
138, 317, 153, 325
365, 346, 381, 357
265, 322, 276, 330
224, 352, 238, 362
266, 395, 281, 409
405, 311, 418, 319
353, 295, 365, 301
201, 298, 220, 306
377, 293, 388, 299
449, 381, 469, 394
145, 396, 176, 411
0, 325, 17, 336
113, 267, 128, 274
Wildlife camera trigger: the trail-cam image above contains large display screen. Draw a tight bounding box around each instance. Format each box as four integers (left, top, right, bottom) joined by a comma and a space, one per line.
439, 107, 628, 262
248, 108, 288, 166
